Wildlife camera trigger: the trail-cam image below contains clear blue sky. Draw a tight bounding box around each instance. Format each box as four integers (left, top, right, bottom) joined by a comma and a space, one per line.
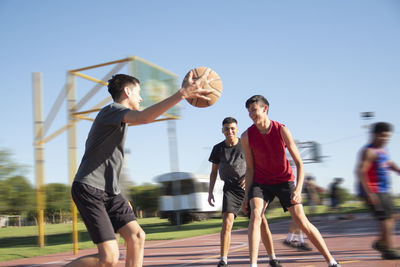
1, 0, 399, 194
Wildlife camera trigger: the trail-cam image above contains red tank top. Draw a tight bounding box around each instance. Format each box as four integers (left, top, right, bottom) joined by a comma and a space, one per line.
248, 121, 295, 185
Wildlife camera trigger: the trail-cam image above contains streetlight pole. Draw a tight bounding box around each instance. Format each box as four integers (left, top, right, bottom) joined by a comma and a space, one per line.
360, 112, 375, 131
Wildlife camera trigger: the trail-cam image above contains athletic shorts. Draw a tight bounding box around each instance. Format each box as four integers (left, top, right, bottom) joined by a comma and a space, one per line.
222, 184, 245, 217
71, 182, 136, 244
364, 193, 395, 221
249, 181, 296, 212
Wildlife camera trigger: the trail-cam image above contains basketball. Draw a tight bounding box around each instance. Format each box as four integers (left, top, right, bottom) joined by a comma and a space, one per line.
182, 67, 222, 108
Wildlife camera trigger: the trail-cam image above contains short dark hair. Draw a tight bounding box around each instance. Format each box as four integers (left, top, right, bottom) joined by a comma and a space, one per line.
222, 117, 237, 126
245, 95, 269, 109
371, 122, 393, 134
306, 175, 315, 181
107, 74, 140, 101
334, 177, 344, 183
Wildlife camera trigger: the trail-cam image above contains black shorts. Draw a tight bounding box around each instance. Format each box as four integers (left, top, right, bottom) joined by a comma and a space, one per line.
364, 193, 395, 221
222, 184, 245, 217
71, 182, 136, 244
249, 181, 295, 212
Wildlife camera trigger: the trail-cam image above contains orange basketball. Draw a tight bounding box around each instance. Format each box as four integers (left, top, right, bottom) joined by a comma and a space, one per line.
181, 67, 222, 108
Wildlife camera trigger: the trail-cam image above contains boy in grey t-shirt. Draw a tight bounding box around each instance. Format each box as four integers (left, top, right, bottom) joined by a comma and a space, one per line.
68, 71, 213, 267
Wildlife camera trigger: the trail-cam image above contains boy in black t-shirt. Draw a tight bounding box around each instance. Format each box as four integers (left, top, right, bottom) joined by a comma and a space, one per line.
208, 117, 281, 267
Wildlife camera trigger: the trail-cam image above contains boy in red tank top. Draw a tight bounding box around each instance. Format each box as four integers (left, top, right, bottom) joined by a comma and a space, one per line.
241, 95, 340, 267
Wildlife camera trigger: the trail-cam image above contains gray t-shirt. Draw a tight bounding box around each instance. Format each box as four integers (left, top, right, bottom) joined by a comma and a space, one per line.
208, 139, 246, 186
74, 103, 130, 195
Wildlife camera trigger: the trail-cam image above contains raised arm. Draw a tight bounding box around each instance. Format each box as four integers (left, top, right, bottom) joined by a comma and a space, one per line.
123, 69, 213, 125
281, 126, 304, 205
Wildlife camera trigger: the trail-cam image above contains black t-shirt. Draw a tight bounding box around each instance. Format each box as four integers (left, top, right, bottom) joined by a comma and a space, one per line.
208, 139, 246, 186
330, 183, 339, 199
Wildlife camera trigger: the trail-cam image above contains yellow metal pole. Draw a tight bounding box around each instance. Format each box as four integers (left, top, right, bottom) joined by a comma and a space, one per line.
69, 57, 132, 72
70, 71, 108, 86
66, 73, 79, 255
72, 108, 102, 116
129, 56, 178, 77
36, 124, 74, 146
32, 72, 45, 248
74, 62, 127, 111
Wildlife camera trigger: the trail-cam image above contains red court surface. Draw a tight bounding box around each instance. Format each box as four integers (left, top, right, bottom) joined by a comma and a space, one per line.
2, 213, 400, 267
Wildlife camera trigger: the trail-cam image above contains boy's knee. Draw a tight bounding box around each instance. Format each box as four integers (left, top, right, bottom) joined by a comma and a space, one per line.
222, 222, 233, 233
261, 216, 268, 224
99, 249, 119, 266
251, 211, 263, 224
126, 229, 146, 245
223, 215, 234, 227
136, 229, 146, 244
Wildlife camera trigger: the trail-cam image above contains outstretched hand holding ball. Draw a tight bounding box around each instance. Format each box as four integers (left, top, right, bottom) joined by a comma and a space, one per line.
181, 67, 222, 108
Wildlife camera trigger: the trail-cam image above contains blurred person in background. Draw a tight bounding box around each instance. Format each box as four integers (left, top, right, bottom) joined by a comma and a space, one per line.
329, 177, 354, 220
329, 177, 344, 213
356, 122, 400, 260
303, 175, 325, 217
283, 223, 312, 252
283, 175, 324, 251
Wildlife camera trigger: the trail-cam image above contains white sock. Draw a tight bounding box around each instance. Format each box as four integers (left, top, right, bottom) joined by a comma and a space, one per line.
287, 232, 295, 241
329, 259, 337, 266
250, 264, 258, 267
291, 234, 298, 242
269, 253, 276, 261
221, 256, 227, 264
286, 232, 292, 241
298, 232, 305, 243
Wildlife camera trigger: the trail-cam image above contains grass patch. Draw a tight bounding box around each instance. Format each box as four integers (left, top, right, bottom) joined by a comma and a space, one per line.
0, 200, 371, 262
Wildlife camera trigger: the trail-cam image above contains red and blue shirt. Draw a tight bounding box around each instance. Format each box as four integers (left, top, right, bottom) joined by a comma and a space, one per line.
358, 144, 391, 196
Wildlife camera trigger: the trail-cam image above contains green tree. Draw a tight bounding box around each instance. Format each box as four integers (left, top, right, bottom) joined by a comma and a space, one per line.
45, 183, 70, 223
129, 183, 160, 217
0, 148, 27, 180
0, 179, 10, 212
0, 148, 32, 215
0, 176, 34, 214
336, 187, 352, 204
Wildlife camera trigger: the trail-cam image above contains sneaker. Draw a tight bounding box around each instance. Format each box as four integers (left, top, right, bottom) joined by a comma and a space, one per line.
269, 259, 283, 267
217, 260, 228, 267
382, 249, 400, 260
372, 240, 386, 252
283, 239, 292, 247
328, 263, 341, 267
296, 242, 312, 251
